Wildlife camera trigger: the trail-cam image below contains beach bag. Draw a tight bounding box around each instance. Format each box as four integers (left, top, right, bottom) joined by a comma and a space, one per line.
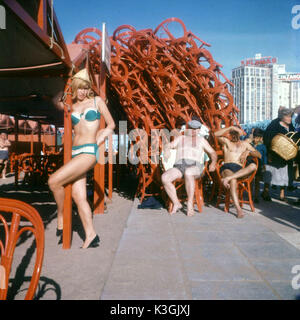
271, 132, 300, 161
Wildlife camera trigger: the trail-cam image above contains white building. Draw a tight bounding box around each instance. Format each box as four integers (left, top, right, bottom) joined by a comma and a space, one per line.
231, 54, 300, 124
278, 73, 300, 110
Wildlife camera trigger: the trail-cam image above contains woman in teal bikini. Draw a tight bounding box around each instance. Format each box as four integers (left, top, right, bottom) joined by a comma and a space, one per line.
48, 69, 115, 249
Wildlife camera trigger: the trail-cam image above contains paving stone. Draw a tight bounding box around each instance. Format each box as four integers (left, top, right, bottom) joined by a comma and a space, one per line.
190, 280, 279, 300
236, 241, 300, 260
250, 259, 300, 282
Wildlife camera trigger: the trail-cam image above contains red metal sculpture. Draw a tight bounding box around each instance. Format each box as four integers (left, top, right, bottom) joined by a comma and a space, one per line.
73, 18, 240, 200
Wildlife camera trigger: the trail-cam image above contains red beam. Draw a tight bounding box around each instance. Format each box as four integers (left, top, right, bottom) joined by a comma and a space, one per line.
38, 0, 47, 31
62, 79, 73, 249
93, 63, 106, 214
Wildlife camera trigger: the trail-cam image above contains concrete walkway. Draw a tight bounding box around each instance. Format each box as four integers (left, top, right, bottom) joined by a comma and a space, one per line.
101, 197, 300, 300
1, 174, 300, 300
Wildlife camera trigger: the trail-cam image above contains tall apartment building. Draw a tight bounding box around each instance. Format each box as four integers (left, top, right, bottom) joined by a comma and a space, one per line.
231, 53, 300, 124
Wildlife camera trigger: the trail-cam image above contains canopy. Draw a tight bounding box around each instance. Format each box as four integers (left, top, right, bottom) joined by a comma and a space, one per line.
0, 0, 72, 126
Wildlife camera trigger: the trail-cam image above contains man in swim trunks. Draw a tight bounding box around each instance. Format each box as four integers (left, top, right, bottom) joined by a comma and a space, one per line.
215, 126, 261, 218
0, 133, 11, 179
161, 117, 217, 216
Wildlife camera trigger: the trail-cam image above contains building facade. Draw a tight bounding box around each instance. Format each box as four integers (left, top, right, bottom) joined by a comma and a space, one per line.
231, 54, 300, 124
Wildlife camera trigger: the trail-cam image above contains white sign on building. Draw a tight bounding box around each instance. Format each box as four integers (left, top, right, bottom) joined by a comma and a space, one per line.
278, 74, 300, 81
231, 54, 300, 124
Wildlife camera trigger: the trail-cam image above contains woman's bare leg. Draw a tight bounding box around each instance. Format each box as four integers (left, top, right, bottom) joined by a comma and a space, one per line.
72, 176, 97, 248
280, 187, 285, 200
48, 154, 96, 231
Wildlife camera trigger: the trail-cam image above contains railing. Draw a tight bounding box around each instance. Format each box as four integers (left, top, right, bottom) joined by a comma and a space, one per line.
9, 152, 63, 187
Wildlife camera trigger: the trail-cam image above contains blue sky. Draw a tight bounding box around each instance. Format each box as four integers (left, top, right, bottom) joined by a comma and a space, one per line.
54, 0, 300, 79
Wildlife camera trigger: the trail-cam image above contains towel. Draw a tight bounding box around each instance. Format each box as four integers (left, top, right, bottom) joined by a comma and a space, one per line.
138, 197, 163, 209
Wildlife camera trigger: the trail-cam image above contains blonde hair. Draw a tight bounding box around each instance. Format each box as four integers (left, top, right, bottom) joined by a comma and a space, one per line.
71, 78, 94, 101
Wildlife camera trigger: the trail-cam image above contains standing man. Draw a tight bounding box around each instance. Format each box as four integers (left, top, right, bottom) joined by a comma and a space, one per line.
215, 126, 261, 218
161, 117, 217, 216
0, 132, 11, 179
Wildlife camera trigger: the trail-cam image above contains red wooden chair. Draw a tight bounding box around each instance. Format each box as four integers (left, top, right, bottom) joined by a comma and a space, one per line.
0, 198, 44, 300
215, 157, 258, 213
167, 173, 206, 214
135, 162, 162, 203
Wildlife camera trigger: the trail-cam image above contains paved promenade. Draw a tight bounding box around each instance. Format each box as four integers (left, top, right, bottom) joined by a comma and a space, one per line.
0, 174, 300, 300
102, 198, 300, 300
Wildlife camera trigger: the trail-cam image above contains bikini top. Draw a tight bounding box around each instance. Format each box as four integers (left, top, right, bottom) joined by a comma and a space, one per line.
71, 98, 101, 126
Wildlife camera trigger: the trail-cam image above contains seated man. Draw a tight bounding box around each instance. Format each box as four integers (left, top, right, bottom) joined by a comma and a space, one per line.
215, 126, 261, 218
161, 117, 217, 216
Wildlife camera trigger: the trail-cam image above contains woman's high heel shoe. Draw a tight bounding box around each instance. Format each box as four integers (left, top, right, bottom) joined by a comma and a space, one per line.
81, 235, 100, 249
56, 228, 63, 245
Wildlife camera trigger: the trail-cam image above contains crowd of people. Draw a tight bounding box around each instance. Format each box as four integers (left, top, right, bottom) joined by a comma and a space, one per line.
162, 105, 300, 218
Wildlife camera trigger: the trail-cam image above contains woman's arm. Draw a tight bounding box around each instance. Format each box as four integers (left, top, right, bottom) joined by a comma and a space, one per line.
96, 96, 115, 145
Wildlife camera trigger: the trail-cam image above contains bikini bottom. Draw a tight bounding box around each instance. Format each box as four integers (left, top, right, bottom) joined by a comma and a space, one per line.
72, 143, 98, 162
